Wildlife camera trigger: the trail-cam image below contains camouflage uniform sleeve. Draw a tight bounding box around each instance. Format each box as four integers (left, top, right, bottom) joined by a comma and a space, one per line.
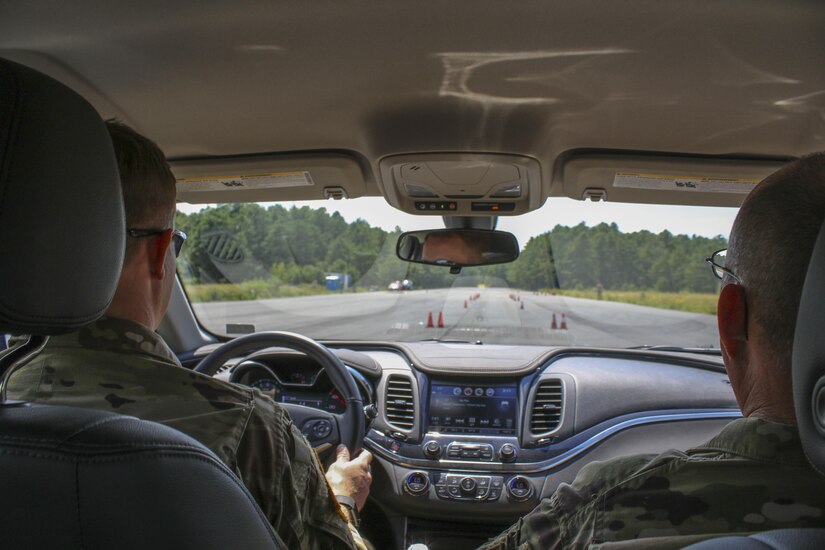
235, 390, 358, 549
479, 455, 655, 550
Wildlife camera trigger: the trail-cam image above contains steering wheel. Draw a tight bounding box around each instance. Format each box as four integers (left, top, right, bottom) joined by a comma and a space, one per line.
194, 331, 365, 454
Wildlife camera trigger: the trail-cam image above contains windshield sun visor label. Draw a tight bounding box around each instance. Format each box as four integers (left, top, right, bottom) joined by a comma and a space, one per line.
613, 172, 759, 194
177, 171, 315, 192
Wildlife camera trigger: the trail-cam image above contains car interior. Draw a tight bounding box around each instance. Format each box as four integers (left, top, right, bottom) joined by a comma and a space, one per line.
2, 1, 825, 549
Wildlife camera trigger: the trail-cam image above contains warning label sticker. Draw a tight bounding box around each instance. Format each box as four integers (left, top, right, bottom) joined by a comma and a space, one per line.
613, 172, 759, 194
177, 171, 315, 192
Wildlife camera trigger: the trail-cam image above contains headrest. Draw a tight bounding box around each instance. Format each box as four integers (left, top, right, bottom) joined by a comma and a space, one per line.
793, 219, 825, 474
0, 59, 124, 335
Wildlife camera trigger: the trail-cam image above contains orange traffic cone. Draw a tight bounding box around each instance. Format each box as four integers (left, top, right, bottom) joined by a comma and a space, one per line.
464, 300, 468, 308
560, 313, 568, 330
551, 313, 558, 330
426, 311, 434, 328
437, 311, 445, 328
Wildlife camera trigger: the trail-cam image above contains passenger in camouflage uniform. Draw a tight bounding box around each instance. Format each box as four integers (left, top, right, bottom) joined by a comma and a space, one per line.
481, 153, 825, 549
481, 418, 825, 549
7, 121, 371, 550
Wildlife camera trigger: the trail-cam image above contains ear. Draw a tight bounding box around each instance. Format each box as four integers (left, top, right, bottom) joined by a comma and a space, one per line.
149, 229, 174, 281
718, 283, 748, 360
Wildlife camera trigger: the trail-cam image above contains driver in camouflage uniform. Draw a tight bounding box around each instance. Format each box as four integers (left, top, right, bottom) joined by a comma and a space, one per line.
481, 153, 825, 549
7, 121, 371, 550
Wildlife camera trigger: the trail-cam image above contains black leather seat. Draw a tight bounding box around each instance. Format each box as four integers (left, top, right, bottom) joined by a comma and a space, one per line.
684, 220, 825, 549
0, 58, 284, 549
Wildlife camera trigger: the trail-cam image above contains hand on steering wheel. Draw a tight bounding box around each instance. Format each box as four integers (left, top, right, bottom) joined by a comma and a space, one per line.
326, 444, 373, 511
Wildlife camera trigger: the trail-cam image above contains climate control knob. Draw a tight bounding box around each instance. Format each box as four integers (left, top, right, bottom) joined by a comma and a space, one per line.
506, 476, 534, 502
424, 441, 442, 459
459, 477, 477, 492
404, 472, 431, 496
499, 443, 517, 462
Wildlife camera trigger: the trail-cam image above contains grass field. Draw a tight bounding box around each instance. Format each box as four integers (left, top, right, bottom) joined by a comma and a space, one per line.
555, 289, 718, 315
184, 281, 719, 316
184, 280, 328, 302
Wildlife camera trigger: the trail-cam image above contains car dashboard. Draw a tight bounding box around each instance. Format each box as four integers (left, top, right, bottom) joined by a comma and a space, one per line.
230, 352, 375, 415
207, 341, 740, 550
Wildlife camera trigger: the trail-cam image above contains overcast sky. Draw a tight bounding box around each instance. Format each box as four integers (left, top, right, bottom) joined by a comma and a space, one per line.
178, 197, 738, 248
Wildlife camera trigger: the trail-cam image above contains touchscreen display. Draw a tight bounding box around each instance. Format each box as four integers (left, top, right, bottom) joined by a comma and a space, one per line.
428, 382, 517, 435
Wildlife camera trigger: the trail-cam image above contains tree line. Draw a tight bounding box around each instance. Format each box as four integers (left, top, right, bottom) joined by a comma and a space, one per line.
175, 204, 727, 294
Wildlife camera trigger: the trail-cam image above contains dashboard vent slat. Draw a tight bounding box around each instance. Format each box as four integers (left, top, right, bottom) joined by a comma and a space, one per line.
530, 379, 563, 435
384, 375, 416, 430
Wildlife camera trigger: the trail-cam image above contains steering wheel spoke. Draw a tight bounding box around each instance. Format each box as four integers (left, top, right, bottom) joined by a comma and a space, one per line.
280, 402, 340, 447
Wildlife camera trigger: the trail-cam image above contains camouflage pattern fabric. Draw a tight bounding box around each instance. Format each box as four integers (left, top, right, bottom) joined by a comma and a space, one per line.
6, 316, 364, 550
480, 417, 825, 549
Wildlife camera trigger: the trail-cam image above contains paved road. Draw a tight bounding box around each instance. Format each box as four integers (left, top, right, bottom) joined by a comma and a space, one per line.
192, 288, 719, 348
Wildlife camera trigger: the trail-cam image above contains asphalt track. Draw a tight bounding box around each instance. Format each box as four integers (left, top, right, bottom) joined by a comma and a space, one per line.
192, 288, 720, 348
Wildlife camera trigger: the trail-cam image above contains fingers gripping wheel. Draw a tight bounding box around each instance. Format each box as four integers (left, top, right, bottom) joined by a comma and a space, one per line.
194, 332, 365, 454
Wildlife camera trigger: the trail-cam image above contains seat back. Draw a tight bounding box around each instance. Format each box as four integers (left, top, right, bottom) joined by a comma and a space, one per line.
793, 219, 825, 475
0, 58, 282, 549
0, 404, 283, 549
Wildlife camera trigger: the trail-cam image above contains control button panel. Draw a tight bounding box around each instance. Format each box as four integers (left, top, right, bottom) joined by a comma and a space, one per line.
445, 442, 494, 461
434, 474, 504, 502
301, 419, 333, 442
498, 443, 517, 462
424, 441, 442, 459
506, 475, 534, 502
404, 472, 431, 496
471, 201, 516, 212
415, 201, 458, 212
459, 477, 477, 492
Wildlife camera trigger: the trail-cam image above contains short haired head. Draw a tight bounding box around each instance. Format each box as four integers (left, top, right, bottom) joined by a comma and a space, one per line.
727, 152, 825, 368
105, 120, 176, 258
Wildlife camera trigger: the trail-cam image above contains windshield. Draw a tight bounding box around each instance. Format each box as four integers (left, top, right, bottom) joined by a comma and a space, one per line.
176, 198, 736, 348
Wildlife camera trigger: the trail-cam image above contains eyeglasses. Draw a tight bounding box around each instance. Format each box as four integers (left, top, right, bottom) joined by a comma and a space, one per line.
126, 227, 187, 257
705, 248, 739, 284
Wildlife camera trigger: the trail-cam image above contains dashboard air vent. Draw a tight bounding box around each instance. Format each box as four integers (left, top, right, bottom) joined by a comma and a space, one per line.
530, 379, 563, 434
384, 375, 415, 430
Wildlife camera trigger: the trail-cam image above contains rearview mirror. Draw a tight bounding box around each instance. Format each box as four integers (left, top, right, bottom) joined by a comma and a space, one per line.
396, 229, 519, 270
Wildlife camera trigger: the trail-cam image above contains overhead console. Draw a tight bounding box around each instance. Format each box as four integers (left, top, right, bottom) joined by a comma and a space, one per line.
378, 153, 543, 216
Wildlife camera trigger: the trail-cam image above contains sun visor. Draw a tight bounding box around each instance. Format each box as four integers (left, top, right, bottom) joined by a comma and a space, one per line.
171, 152, 368, 204
555, 151, 792, 207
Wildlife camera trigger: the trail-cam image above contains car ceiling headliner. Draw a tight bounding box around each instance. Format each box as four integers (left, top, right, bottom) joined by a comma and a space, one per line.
2, 0, 824, 192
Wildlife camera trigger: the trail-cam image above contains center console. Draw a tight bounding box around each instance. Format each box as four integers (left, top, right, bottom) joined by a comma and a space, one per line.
365, 374, 564, 521
355, 344, 740, 549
